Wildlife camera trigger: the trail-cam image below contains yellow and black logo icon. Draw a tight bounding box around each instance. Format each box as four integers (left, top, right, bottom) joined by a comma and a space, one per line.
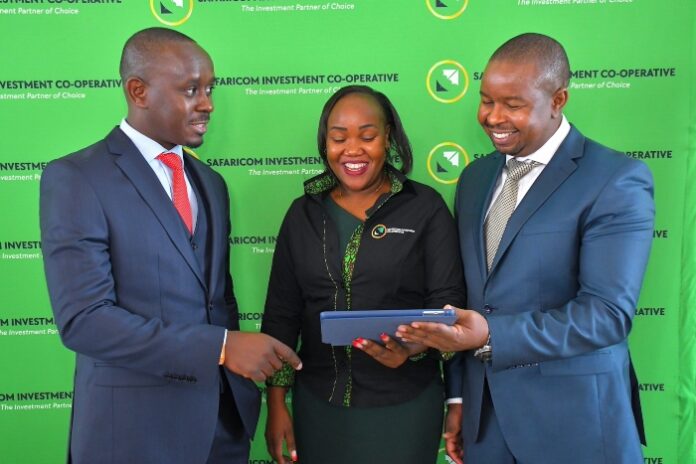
150, 0, 194, 26
426, 60, 469, 104
427, 142, 470, 184
426, 0, 469, 20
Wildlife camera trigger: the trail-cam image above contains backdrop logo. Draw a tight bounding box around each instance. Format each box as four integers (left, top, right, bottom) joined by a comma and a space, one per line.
427, 142, 469, 184
150, 0, 193, 26
426, 60, 469, 103
426, 0, 469, 20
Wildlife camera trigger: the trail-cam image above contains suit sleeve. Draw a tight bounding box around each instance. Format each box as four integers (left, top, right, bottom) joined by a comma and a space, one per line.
40, 159, 224, 387
222, 182, 240, 326
488, 159, 655, 371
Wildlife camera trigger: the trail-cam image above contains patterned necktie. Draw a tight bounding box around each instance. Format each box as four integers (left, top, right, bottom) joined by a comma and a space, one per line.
484, 158, 538, 271
157, 152, 193, 235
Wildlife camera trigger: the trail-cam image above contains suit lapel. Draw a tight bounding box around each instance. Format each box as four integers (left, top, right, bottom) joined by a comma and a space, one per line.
106, 128, 206, 290
186, 155, 225, 297
473, 153, 506, 283
488, 127, 585, 275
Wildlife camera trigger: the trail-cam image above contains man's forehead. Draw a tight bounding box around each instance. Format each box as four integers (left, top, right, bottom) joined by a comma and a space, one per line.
145, 42, 210, 70
487, 58, 540, 74
484, 59, 549, 87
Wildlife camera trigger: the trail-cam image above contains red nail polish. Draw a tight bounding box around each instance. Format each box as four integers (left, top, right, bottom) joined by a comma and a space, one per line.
380, 332, 388, 339
352, 340, 360, 348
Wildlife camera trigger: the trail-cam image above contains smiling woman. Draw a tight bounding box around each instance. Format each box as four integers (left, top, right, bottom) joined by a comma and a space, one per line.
316, 86, 413, 220
261, 85, 466, 464
323, 92, 391, 219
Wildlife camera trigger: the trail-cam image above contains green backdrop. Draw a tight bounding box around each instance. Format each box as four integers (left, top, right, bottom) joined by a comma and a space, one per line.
1, 1, 694, 463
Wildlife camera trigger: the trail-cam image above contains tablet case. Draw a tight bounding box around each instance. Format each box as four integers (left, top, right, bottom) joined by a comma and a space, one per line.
320, 309, 457, 346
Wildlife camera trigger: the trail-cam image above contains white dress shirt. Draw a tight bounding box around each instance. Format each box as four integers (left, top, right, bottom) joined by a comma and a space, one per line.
120, 119, 198, 232
484, 115, 571, 219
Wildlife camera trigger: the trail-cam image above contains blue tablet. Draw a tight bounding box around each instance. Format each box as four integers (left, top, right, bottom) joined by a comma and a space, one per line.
320, 309, 457, 346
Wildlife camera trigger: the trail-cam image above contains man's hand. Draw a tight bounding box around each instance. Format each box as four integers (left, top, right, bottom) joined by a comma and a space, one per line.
352, 333, 427, 368
396, 305, 489, 352
223, 332, 301, 382
444, 403, 464, 464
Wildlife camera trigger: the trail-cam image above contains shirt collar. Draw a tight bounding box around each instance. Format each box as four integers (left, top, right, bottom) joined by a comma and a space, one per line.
505, 114, 570, 166
119, 119, 184, 163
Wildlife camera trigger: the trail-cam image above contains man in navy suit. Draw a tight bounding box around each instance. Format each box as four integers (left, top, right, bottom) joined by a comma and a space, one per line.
398, 33, 653, 463
40, 28, 301, 464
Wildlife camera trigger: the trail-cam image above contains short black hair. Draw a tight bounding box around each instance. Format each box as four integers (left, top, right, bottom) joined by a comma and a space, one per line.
490, 33, 571, 90
119, 27, 196, 82
316, 85, 413, 175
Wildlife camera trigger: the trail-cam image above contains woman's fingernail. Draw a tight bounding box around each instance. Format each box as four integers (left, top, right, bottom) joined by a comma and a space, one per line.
352, 339, 361, 348
380, 332, 388, 341
291, 450, 298, 462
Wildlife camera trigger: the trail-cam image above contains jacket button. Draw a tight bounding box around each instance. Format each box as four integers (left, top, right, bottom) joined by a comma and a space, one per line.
191, 242, 198, 250
483, 304, 493, 314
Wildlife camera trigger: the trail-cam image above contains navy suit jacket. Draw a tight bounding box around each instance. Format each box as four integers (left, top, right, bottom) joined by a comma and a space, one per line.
446, 126, 654, 464
40, 127, 260, 464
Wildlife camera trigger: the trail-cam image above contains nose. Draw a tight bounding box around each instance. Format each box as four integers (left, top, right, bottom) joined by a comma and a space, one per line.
197, 92, 213, 113
344, 138, 362, 155
486, 103, 505, 126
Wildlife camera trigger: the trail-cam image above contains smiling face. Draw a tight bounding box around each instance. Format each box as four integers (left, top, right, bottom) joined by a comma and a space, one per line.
325, 93, 390, 193
127, 40, 215, 149
478, 59, 567, 157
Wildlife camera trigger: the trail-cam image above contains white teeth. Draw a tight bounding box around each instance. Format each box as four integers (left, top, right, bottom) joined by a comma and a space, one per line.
492, 132, 511, 139
345, 163, 367, 170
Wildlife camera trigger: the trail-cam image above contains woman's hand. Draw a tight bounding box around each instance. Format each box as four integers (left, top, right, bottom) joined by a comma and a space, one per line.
352, 333, 428, 368
265, 387, 298, 463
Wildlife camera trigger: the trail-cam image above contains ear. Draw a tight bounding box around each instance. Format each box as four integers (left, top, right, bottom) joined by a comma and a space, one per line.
125, 77, 148, 109
550, 87, 568, 118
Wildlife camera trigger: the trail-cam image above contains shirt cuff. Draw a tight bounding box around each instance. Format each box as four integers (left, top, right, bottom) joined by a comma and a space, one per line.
218, 330, 228, 365
446, 397, 463, 405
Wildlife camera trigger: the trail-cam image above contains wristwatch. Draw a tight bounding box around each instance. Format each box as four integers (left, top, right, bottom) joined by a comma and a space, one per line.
474, 334, 492, 363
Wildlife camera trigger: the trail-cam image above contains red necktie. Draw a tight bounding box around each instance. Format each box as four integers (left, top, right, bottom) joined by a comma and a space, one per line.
157, 152, 193, 234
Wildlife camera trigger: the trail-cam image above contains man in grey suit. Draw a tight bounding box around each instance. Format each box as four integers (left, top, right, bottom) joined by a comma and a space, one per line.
398, 33, 653, 464
40, 27, 301, 464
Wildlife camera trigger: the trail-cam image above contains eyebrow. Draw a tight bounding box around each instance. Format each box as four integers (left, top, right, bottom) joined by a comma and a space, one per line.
479, 91, 525, 101
329, 124, 378, 131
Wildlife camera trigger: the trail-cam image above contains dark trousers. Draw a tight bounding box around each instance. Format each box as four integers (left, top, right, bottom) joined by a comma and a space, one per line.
206, 380, 250, 464
465, 381, 518, 464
